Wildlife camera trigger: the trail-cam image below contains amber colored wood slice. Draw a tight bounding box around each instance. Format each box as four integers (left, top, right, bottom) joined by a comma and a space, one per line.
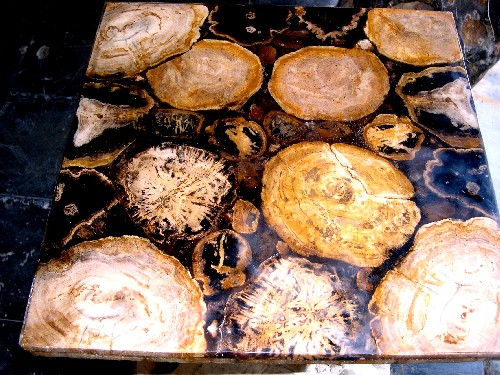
364, 8, 462, 66
363, 114, 424, 161
261, 141, 420, 267
20, 236, 207, 357
86, 3, 208, 78
147, 39, 264, 111
232, 199, 260, 234
369, 217, 500, 355
268, 46, 389, 121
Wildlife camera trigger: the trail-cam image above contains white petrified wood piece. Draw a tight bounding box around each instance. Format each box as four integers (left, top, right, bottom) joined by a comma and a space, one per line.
220, 256, 359, 358
20, 236, 207, 357
87, 3, 209, 78
116, 143, 233, 244
370, 217, 500, 355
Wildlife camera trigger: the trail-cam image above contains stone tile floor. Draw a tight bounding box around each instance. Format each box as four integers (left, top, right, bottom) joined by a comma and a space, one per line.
1, 1, 500, 374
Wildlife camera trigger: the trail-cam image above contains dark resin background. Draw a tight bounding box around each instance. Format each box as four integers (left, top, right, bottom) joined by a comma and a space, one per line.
1, 0, 500, 374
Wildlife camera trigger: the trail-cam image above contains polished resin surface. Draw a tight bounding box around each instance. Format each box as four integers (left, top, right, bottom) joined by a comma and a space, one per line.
20, 3, 500, 362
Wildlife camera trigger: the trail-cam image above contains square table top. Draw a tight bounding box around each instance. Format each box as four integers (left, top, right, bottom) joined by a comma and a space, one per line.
19, 2, 500, 362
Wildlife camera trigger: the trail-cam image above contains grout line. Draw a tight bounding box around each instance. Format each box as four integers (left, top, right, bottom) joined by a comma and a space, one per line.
0, 318, 23, 324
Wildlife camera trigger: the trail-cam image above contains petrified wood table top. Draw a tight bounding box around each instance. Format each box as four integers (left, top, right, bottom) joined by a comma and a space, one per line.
20, 3, 500, 362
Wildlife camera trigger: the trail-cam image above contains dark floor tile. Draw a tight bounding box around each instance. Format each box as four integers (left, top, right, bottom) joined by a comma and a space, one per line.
0, 319, 136, 375
0, 99, 77, 198
485, 361, 500, 375
391, 361, 484, 375
0, 6, 39, 107
10, 44, 92, 100
0, 195, 50, 321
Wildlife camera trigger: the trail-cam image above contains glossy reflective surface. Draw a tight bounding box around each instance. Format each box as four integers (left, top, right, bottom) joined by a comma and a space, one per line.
18, 2, 500, 363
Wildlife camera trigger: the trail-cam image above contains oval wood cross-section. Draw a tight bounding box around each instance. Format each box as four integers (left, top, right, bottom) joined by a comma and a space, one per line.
116, 143, 233, 245
220, 256, 358, 359
268, 46, 389, 121
147, 39, 263, 111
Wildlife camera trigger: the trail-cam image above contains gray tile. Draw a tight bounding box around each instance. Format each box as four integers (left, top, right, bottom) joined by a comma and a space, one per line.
485, 361, 500, 375
391, 362, 484, 375
0, 99, 77, 198
0, 195, 50, 320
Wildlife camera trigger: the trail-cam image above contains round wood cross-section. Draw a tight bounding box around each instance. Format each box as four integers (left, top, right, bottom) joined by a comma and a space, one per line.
20, 236, 207, 356
268, 46, 389, 121
220, 256, 358, 358
147, 39, 263, 111
369, 217, 500, 355
116, 143, 233, 245
261, 142, 420, 267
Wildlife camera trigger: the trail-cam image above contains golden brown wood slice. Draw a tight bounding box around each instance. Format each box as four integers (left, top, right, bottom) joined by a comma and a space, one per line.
261, 142, 420, 267
363, 114, 424, 161
147, 39, 264, 111
267, 46, 389, 121
86, 3, 208, 78
364, 8, 462, 66
369, 217, 500, 355
20, 236, 207, 357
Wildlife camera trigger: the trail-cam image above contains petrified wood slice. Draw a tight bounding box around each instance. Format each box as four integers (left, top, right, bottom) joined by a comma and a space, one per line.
296, 7, 366, 42
369, 217, 500, 355
43, 168, 117, 249
396, 66, 480, 148
220, 256, 358, 358
232, 199, 260, 234
74, 82, 154, 147
263, 110, 308, 145
192, 230, 252, 296
363, 114, 424, 161
146, 39, 264, 111
208, 5, 291, 46
206, 117, 267, 160
20, 236, 207, 356
86, 3, 208, 78
261, 142, 420, 267
424, 148, 496, 216
268, 46, 389, 121
364, 8, 462, 66
136, 109, 204, 139
62, 142, 133, 169
116, 143, 233, 245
